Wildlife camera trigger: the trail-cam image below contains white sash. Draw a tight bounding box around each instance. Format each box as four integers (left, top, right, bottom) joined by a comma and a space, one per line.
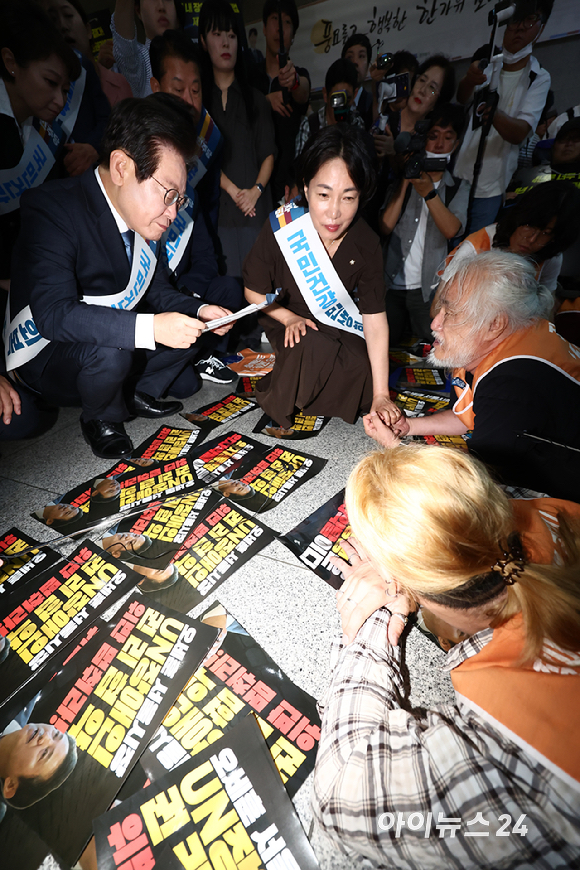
154, 108, 222, 273
0, 66, 85, 216
81, 233, 156, 310
159, 188, 195, 273
5, 234, 157, 371
273, 210, 365, 337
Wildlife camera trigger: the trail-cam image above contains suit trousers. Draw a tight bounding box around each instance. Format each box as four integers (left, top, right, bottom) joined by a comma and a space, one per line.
17, 339, 203, 421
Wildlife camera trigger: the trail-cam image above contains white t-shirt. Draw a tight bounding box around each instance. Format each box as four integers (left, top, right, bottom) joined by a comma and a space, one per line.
394, 180, 441, 288
454, 55, 551, 198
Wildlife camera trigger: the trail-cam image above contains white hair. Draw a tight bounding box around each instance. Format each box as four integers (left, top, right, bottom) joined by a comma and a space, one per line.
437, 249, 554, 338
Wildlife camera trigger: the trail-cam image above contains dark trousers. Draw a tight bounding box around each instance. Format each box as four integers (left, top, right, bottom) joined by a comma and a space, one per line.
18, 340, 203, 422
386, 285, 434, 346
0, 378, 58, 442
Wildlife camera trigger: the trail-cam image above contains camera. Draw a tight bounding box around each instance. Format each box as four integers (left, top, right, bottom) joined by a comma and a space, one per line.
394, 121, 448, 179
377, 72, 410, 111
330, 90, 350, 123
376, 52, 394, 72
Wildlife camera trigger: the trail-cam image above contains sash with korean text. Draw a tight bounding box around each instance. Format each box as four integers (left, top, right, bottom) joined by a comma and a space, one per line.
152, 107, 222, 273
4, 232, 156, 371
0, 64, 86, 216
270, 202, 364, 337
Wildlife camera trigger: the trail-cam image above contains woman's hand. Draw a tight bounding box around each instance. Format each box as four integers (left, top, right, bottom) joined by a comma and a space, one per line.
369, 393, 402, 426
333, 539, 414, 645
236, 187, 260, 217
284, 313, 318, 348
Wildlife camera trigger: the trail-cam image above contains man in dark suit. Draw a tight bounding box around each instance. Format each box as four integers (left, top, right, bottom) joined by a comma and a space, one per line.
6, 94, 232, 458
342, 34, 373, 132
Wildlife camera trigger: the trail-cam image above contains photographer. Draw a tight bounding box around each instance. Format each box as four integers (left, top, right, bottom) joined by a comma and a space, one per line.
295, 58, 364, 157
454, 0, 553, 234
380, 105, 469, 344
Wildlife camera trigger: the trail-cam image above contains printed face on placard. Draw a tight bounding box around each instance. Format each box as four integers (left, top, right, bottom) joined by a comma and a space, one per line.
0, 724, 74, 804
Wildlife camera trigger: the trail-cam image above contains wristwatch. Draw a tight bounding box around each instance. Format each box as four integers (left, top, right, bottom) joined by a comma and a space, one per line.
424, 189, 438, 201
255, 182, 264, 195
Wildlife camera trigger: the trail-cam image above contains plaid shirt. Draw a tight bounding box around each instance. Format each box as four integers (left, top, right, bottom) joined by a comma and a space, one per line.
313, 609, 580, 869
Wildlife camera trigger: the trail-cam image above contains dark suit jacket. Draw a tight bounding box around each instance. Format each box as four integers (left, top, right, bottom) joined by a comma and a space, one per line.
9, 168, 204, 363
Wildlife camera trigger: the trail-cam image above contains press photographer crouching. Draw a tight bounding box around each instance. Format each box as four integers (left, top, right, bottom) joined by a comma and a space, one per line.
381, 104, 470, 344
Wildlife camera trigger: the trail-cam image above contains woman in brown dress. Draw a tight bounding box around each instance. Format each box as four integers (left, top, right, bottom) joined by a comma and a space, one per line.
243, 125, 401, 429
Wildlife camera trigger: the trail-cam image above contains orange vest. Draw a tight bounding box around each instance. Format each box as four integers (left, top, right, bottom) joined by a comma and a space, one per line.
451, 497, 580, 783
452, 319, 580, 430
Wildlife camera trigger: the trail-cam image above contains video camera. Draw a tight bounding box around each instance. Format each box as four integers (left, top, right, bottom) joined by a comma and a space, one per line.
394, 120, 448, 179
330, 90, 350, 123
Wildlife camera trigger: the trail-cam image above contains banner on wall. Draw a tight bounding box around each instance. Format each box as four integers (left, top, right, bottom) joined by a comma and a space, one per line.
247, 0, 579, 90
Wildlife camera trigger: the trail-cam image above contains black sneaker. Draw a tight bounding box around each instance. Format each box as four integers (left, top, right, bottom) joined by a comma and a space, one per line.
195, 355, 236, 383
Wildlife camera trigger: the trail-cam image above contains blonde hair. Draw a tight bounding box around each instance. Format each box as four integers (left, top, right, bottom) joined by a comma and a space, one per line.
346, 445, 580, 664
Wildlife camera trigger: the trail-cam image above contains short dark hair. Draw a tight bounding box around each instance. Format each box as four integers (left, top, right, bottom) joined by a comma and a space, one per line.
391, 50, 419, 77
325, 58, 358, 95
0, 0, 81, 83
3, 732, 77, 809
138, 564, 179, 593
495, 180, 580, 262
100, 93, 199, 181
417, 54, 455, 106
150, 28, 202, 83
298, 124, 377, 209
342, 33, 372, 64
262, 0, 299, 35
429, 103, 466, 138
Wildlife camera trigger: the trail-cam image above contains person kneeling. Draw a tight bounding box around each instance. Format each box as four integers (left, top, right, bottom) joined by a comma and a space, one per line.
366, 249, 580, 501
313, 444, 580, 869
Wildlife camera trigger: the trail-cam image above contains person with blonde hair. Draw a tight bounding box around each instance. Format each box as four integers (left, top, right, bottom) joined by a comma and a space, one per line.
313, 444, 580, 870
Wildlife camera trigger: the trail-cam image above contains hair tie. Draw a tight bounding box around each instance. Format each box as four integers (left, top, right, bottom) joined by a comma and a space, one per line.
490, 535, 526, 585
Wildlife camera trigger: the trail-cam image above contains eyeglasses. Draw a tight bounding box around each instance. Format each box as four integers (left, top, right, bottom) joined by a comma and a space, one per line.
149, 174, 190, 211
507, 14, 543, 29
520, 223, 553, 239
416, 74, 440, 97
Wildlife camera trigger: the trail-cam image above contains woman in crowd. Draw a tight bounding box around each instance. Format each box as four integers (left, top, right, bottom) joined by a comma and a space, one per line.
243, 124, 401, 430
37, 0, 111, 177
314, 444, 580, 869
444, 180, 580, 291
198, 0, 275, 286
45, 0, 132, 106
374, 54, 455, 168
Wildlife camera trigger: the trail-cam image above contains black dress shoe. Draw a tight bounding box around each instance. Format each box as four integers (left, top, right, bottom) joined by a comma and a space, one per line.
81, 418, 133, 459
127, 391, 183, 419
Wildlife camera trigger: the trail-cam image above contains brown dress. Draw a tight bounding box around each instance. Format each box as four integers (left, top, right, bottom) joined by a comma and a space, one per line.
242, 215, 386, 428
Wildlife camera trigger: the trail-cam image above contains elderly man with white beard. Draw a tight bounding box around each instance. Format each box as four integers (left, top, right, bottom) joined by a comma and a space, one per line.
365, 250, 580, 500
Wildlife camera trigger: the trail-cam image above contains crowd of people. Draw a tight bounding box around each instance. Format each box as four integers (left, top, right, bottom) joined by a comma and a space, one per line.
0, 0, 579, 867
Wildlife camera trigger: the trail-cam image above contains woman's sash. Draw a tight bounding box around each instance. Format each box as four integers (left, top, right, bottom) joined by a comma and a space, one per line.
270, 203, 364, 337
0, 65, 86, 216
5, 233, 156, 371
